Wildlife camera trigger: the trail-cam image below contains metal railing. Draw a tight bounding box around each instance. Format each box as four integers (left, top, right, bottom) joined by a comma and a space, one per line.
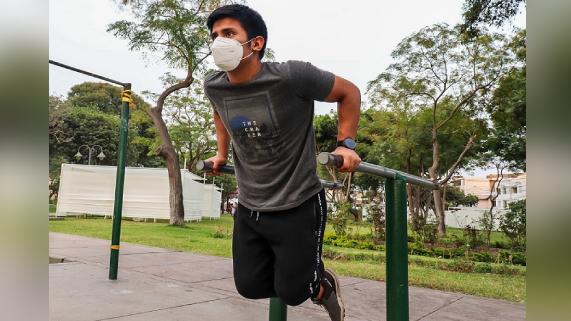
49, 60, 131, 281
317, 152, 439, 321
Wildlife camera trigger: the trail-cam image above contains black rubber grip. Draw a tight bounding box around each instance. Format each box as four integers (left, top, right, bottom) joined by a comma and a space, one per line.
196, 160, 235, 175
317, 152, 344, 168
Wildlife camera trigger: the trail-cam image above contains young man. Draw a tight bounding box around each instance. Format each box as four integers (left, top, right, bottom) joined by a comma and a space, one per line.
203, 4, 361, 321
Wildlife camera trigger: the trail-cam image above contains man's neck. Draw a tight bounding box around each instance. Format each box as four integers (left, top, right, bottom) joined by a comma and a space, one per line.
227, 59, 263, 84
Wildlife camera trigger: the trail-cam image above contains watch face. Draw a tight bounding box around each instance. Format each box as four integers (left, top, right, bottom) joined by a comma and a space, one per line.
344, 138, 356, 150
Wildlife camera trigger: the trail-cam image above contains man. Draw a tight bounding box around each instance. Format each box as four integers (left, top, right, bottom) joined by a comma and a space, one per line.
203, 4, 361, 321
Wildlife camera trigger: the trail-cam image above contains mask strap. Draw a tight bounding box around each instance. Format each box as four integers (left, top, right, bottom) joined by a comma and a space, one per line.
240, 37, 258, 61
241, 50, 254, 61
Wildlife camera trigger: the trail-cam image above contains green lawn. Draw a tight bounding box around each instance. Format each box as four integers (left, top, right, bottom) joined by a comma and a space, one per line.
49, 215, 525, 302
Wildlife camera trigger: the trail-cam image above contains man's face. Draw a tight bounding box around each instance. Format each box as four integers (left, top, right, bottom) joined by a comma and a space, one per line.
210, 17, 264, 60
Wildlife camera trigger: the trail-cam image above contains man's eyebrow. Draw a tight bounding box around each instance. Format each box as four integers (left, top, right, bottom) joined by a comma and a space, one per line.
211, 27, 237, 38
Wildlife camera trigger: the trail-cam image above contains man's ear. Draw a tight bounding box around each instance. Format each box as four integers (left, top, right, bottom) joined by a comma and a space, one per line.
251, 36, 265, 52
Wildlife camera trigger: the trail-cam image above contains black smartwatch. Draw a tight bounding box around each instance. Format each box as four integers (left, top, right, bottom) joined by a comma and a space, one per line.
336, 138, 357, 150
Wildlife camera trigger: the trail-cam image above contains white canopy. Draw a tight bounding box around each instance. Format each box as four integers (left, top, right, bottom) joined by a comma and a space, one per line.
55, 164, 221, 221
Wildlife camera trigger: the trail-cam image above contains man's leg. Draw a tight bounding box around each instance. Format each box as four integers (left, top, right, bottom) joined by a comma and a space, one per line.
232, 203, 276, 299
262, 189, 331, 305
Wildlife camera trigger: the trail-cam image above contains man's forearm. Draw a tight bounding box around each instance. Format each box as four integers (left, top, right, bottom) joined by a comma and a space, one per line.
213, 111, 230, 158
336, 91, 361, 141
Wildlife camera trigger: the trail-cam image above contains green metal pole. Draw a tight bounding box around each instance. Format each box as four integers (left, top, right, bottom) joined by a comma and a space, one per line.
385, 174, 409, 321
268, 297, 287, 321
109, 84, 131, 280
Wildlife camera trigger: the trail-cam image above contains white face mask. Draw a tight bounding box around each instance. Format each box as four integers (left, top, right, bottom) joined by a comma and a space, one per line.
210, 37, 254, 71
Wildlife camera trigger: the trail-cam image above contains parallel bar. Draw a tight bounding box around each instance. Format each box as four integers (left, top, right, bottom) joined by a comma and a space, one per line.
317, 152, 439, 189
385, 175, 409, 321
268, 297, 287, 321
196, 160, 342, 189
49, 60, 127, 87
109, 84, 131, 280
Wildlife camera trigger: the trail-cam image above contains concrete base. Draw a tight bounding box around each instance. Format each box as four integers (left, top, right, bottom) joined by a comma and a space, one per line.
49, 232, 525, 321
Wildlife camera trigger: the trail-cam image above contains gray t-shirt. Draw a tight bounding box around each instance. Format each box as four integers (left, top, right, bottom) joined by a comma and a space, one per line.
204, 60, 335, 211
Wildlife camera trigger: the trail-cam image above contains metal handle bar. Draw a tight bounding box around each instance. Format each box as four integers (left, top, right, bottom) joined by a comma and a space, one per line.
317, 152, 439, 190
196, 160, 344, 190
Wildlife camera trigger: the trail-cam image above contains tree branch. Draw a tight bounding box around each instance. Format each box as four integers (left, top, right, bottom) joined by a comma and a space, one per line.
438, 135, 476, 185
153, 67, 194, 114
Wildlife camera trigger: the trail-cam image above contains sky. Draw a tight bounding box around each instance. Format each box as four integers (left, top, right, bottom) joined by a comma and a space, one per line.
49, 0, 525, 175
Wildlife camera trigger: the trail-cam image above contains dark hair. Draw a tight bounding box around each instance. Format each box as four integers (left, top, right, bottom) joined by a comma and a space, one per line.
207, 4, 268, 59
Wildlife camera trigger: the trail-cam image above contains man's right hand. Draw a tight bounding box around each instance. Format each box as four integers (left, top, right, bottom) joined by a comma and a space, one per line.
204, 154, 228, 176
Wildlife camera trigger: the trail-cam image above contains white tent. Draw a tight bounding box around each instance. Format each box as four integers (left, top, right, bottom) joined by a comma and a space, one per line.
55, 164, 221, 221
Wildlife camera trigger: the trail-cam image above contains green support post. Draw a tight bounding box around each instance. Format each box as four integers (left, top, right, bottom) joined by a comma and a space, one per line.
268, 297, 287, 321
385, 174, 409, 321
109, 84, 131, 280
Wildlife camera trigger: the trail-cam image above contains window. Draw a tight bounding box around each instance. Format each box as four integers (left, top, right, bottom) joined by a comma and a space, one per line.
512, 187, 518, 194
503, 201, 508, 208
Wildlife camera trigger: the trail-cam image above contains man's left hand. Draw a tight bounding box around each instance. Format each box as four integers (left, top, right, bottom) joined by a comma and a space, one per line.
331, 147, 361, 172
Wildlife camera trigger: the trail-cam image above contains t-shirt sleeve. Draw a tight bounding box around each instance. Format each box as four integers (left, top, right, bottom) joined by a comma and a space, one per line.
288, 60, 335, 101
202, 75, 218, 113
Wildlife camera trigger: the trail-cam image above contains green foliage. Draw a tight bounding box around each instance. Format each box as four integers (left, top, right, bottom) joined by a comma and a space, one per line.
212, 225, 232, 239
445, 185, 479, 208
330, 201, 351, 236
461, 0, 525, 37
463, 224, 484, 247
107, 0, 225, 71
484, 30, 526, 171
148, 76, 217, 171
499, 199, 526, 248
67, 82, 150, 114
416, 224, 438, 245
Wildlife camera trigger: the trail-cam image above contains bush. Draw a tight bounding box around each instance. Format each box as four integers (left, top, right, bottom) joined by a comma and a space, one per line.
463, 224, 484, 248
499, 199, 526, 249
416, 224, 438, 245
472, 251, 493, 263
212, 226, 232, 239
474, 262, 493, 273
447, 259, 475, 273
330, 201, 351, 236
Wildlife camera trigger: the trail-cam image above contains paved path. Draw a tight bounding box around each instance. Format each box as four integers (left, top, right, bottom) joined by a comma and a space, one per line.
49, 232, 525, 321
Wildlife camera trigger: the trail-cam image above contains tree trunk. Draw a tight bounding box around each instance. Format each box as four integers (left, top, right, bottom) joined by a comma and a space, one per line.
428, 128, 446, 235
433, 189, 446, 235
148, 107, 185, 226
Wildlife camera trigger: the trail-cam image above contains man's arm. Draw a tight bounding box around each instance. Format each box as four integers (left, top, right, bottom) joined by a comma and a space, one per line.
207, 109, 231, 176
324, 75, 362, 172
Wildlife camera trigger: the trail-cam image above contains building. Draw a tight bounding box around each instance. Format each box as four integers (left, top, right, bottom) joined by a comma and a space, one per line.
446, 172, 526, 229
450, 172, 526, 210
489, 172, 526, 210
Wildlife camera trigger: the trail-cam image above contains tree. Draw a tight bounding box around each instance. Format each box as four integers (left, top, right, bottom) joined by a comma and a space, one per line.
108, 0, 235, 225
147, 73, 217, 171
65, 82, 163, 167
367, 24, 512, 235
499, 199, 526, 249
445, 185, 478, 208
486, 29, 526, 171
461, 0, 525, 37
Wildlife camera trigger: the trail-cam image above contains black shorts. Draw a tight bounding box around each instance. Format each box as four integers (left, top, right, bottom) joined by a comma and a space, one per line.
232, 189, 328, 306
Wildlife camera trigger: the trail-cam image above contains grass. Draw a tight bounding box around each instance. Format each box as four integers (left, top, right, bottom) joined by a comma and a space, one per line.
49, 215, 525, 302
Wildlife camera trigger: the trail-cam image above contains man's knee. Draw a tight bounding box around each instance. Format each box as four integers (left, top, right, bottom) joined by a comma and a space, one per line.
235, 276, 273, 300
275, 283, 311, 306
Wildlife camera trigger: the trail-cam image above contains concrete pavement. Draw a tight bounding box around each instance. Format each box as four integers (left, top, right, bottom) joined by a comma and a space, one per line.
49, 232, 525, 321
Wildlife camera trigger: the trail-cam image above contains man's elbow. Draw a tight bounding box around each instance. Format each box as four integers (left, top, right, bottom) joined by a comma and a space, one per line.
344, 83, 361, 108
